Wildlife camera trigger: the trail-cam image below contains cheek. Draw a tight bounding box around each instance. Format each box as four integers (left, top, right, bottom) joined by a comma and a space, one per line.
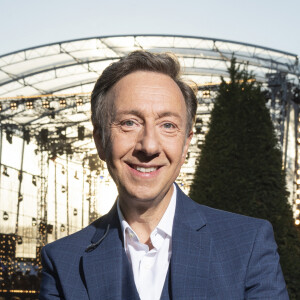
110, 132, 136, 160
164, 139, 186, 162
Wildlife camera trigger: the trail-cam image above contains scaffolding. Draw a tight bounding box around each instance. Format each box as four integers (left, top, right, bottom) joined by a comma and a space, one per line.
0, 35, 299, 274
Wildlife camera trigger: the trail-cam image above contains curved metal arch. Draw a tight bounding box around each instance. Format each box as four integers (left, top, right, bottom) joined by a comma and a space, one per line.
0, 34, 297, 59
0, 56, 294, 96
0, 34, 299, 98
0, 57, 120, 88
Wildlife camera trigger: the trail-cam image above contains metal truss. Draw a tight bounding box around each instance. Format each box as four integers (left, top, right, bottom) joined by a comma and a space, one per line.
0, 35, 298, 98
0, 34, 300, 226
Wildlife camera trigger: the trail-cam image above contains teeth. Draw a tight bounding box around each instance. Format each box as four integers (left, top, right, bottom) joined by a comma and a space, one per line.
135, 166, 157, 173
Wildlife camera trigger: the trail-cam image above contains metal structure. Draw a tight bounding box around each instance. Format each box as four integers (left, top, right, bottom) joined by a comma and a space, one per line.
0, 35, 300, 267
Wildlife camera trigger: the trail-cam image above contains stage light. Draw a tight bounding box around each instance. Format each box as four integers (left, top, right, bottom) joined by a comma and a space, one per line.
78, 126, 85, 140
2, 166, 9, 177
26, 101, 33, 109
3, 212, 8, 221
297, 170, 300, 175
32, 175, 37, 186
10, 102, 17, 110
42, 100, 50, 108
296, 219, 300, 225
17, 236, 23, 245
61, 185, 66, 193
76, 97, 83, 106
47, 224, 53, 234
73, 208, 78, 216
6, 130, 12, 144
32, 218, 37, 226
39, 222, 46, 234
57, 127, 66, 141
18, 194, 23, 202
296, 199, 300, 204
202, 90, 210, 98
86, 175, 91, 184
297, 179, 300, 185
60, 224, 65, 232
59, 99, 66, 107
24, 129, 30, 144
40, 128, 48, 144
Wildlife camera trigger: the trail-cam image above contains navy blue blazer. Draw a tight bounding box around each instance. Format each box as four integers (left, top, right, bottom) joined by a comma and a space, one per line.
39, 185, 289, 299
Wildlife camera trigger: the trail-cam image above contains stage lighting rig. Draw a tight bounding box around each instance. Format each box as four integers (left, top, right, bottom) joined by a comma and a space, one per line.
59, 98, 66, 108
76, 97, 83, 106
3, 212, 9, 221
2, 166, 9, 177
26, 101, 33, 109
6, 129, 13, 144
42, 99, 50, 109
32, 218, 37, 226
10, 102, 17, 110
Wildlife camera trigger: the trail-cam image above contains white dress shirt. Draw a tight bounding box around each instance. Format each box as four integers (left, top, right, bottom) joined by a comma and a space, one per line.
117, 185, 177, 300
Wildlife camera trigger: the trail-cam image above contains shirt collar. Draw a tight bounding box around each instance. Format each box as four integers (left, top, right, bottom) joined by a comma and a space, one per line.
117, 183, 177, 242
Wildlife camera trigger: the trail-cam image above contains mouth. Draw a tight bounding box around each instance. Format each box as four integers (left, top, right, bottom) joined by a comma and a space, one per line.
127, 163, 161, 174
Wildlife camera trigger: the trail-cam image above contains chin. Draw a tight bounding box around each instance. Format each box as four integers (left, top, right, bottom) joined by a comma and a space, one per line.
125, 184, 173, 203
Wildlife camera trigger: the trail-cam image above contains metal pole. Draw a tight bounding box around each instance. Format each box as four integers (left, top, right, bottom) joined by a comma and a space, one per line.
66, 155, 69, 235
15, 129, 26, 236
0, 124, 3, 192
88, 171, 91, 224
82, 163, 85, 229
54, 161, 58, 240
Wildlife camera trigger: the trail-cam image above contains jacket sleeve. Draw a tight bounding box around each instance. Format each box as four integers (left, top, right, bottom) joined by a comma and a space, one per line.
39, 245, 65, 300
244, 220, 289, 299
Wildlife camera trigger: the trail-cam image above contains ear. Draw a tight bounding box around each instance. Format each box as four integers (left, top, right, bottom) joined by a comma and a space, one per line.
181, 130, 193, 164
93, 127, 106, 161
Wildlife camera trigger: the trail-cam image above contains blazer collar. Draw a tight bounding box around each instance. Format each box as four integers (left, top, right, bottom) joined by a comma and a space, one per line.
174, 183, 207, 230
82, 202, 127, 300
170, 184, 211, 299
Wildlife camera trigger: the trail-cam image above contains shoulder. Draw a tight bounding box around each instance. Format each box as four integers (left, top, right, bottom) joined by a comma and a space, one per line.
179, 188, 273, 243
42, 215, 107, 258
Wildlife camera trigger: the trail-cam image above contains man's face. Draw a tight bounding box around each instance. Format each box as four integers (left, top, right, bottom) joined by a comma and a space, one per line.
94, 71, 192, 205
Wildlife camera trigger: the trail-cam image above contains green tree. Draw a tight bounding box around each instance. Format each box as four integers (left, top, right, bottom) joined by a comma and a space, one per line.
189, 59, 300, 299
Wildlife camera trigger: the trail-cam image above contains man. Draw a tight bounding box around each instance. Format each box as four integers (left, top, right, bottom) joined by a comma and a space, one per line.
40, 51, 288, 299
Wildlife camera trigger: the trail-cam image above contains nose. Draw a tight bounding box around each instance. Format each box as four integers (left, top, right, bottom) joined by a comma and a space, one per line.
135, 124, 160, 157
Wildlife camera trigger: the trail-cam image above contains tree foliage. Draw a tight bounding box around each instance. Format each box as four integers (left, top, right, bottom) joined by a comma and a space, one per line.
189, 59, 300, 298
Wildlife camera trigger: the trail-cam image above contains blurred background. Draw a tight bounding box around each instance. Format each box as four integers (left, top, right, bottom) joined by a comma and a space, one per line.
0, 0, 299, 298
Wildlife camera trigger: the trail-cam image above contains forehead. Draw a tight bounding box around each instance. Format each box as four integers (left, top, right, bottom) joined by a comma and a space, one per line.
108, 71, 186, 113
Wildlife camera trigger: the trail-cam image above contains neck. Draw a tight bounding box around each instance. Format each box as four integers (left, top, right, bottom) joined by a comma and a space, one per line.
119, 184, 174, 245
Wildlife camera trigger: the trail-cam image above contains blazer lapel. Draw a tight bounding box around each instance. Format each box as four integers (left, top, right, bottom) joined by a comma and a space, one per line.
171, 185, 211, 299
82, 203, 124, 300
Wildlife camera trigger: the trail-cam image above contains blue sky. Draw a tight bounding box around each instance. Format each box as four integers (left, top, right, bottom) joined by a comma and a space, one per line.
0, 0, 298, 56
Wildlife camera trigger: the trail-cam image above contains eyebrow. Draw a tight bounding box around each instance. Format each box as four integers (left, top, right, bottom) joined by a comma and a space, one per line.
116, 109, 182, 120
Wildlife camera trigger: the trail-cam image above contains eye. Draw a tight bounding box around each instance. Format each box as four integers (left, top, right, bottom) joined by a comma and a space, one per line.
120, 119, 140, 131
162, 122, 175, 129
122, 120, 135, 127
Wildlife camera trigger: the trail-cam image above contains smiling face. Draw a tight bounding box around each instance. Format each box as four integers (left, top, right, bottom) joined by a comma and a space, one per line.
94, 71, 192, 207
